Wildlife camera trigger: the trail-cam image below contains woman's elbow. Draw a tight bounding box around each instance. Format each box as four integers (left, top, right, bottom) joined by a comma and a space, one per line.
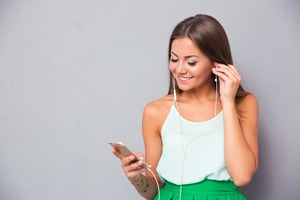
232, 174, 252, 186
232, 162, 258, 186
232, 168, 258, 186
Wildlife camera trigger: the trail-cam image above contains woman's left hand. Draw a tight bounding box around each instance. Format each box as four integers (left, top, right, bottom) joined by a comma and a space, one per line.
212, 63, 241, 102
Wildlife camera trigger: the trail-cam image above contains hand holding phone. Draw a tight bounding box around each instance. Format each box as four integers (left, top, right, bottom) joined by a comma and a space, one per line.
109, 141, 149, 168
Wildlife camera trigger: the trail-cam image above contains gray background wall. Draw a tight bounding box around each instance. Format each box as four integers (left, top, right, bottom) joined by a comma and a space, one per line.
0, 0, 299, 199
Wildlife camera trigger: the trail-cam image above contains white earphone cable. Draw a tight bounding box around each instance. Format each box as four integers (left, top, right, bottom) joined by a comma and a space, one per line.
178, 76, 219, 200
146, 166, 161, 200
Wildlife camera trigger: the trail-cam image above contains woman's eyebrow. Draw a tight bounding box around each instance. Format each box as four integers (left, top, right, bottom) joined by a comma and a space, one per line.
170, 52, 178, 57
170, 51, 199, 59
185, 55, 200, 59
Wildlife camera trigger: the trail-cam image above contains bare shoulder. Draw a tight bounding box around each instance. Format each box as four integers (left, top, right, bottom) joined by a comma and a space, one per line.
237, 93, 258, 110
237, 93, 259, 122
142, 95, 173, 128
143, 95, 173, 115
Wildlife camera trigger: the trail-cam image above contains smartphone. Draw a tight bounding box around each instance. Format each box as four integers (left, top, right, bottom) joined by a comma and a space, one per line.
109, 141, 148, 168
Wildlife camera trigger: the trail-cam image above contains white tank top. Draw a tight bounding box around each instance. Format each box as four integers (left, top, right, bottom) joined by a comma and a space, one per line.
156, 100, 232, 185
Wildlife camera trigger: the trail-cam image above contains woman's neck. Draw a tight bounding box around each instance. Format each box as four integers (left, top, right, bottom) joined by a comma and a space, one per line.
180, 84, 217, 104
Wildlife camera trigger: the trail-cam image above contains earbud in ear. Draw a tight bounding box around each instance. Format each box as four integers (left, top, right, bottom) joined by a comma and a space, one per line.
214, 75, 218, 82
214, 66, 218, 82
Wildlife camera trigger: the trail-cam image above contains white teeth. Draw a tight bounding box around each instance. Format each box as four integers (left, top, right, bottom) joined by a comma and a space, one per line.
179, 77, 192, 81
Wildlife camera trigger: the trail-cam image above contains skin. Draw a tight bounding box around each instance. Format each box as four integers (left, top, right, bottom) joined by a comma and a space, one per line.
112, 37, 259, 199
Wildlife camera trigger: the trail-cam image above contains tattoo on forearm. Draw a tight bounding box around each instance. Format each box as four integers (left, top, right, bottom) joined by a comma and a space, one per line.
131, 176, 150, 193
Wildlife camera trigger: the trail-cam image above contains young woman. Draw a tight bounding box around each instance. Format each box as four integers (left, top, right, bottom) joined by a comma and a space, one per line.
112, 14, 258, 200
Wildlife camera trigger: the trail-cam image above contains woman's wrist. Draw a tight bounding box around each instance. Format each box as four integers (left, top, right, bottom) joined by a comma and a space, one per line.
130, 174, 150, 193
221, 96, 235, 106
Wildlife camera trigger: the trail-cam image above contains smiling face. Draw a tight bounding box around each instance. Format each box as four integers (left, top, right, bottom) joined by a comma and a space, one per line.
169, 37, 214, 92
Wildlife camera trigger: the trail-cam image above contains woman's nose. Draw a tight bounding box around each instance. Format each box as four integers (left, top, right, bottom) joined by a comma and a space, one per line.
175, 62, 186, 73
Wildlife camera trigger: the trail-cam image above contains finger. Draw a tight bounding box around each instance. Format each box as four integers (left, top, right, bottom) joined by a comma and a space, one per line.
126, 167, 146, 179
213, 65, 240, 82
121, 155, 136, 166
215, 65, 234, 76
129, 160, 146, 171
212, 69, 231, 82
225, 65, 241, 81
213, 71, 240, 89
135, 152, 145, 160
215, 63, 241, 80
227, 64, 239, 74
112, 148, 122, 159
123, 157, 146, 174
122, 154, 145, 169
212, 66, 233, 79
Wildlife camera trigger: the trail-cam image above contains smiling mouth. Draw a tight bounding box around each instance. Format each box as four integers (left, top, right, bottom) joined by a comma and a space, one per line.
178, 76, 192, 81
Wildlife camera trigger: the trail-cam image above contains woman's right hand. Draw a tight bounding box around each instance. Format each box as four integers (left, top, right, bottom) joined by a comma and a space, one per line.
111, 147, 147, 183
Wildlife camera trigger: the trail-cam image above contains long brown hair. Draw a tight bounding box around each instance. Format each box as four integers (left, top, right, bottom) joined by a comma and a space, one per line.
167, 14, 248, 98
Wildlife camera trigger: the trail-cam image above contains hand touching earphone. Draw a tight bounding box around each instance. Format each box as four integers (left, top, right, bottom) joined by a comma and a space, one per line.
212, 63, 241, 102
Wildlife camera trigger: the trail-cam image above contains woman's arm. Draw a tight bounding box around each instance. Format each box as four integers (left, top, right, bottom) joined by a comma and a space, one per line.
140, 101, 165, 198
112, 100, 164, 199
213, 64, 259, 186
222, 94, 259, 186
112, 147, 157, 199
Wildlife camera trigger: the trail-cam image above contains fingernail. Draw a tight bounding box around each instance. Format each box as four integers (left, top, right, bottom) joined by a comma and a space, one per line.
129, 155, 135, 160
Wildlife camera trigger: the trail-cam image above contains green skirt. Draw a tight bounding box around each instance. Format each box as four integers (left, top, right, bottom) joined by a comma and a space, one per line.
153, 179, 246, 200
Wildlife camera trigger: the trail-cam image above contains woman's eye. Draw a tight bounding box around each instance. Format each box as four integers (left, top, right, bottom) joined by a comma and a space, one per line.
170, 58, 178, 63
188, 61, 197, 66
